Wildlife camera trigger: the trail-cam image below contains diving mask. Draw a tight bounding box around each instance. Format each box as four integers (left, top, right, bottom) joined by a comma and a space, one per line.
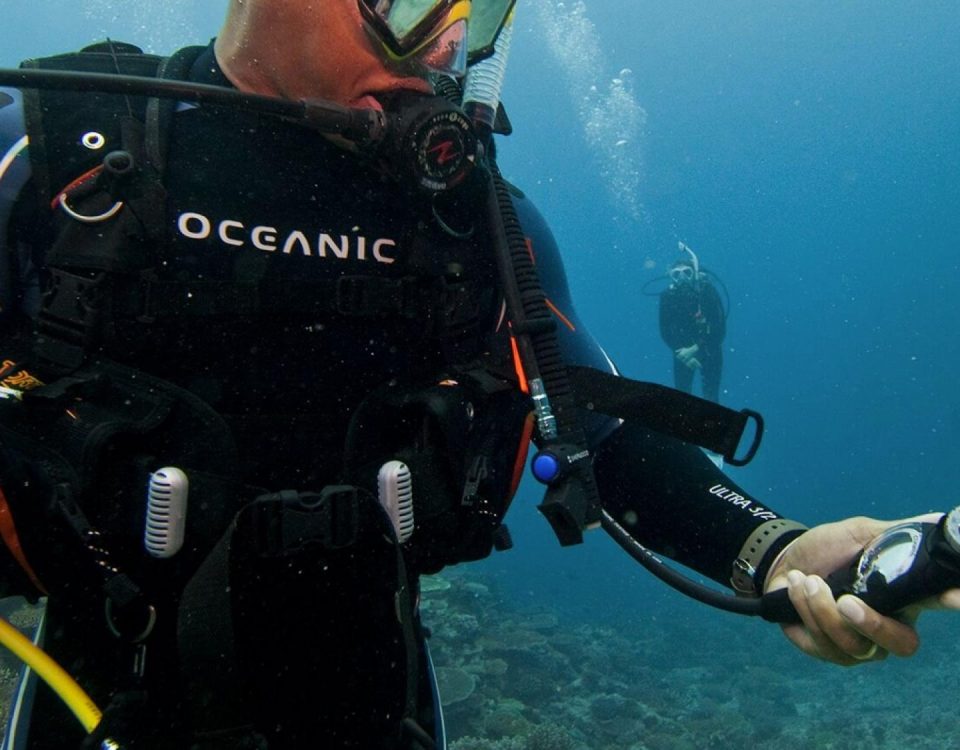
669, 264, 696, 285
358, 0, 516, 77
359, 0, 471, 76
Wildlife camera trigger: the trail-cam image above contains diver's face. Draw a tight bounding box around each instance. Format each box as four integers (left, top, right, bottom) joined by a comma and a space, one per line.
669, 265, 696, 286
299, 0, 433, 107
217, 0, 432, 108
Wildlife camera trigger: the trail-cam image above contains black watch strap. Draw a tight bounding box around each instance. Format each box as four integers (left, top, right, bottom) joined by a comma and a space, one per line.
731, 518, 808, 596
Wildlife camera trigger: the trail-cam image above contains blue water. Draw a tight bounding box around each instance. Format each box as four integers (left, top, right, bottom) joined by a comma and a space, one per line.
495, 0, 960, 624
2, 2, 959, 747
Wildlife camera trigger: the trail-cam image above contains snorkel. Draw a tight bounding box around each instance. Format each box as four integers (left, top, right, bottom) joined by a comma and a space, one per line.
678, 240, 700, 280
462, 4, 514, 136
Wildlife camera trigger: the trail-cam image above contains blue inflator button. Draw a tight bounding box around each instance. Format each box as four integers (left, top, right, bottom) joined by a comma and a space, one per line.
531, 452, 560, 484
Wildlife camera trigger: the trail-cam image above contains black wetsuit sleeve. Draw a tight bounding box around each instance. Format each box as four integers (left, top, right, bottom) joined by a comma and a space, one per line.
512, 189, 802, 589
592, 422, 801, 586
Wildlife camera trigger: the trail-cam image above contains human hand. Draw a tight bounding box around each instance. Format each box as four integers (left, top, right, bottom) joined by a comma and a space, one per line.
675, 345, 700, 369
764, 514, 960, 666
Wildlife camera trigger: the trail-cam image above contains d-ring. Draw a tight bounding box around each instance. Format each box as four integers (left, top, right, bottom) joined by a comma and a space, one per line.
105, 599, 157, 643
852, 643, 879, 661
58, 192, 124, 224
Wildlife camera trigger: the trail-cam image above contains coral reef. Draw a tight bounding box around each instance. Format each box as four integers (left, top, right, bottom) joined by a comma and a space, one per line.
437, 666, 478, 705
527, 724, 577, 750
4, 568, 957, 749
450, 737, 524, 750
423, 565, 960, 750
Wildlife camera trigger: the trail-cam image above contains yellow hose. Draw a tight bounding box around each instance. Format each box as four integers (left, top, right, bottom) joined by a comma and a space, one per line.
0, 613, 102, 733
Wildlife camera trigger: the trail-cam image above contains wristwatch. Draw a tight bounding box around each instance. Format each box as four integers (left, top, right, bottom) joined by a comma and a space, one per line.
731, 518, 808, 596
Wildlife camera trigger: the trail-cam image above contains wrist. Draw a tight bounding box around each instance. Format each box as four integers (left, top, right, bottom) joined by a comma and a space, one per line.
761, 536, 801, 593
730, 518, 808, 597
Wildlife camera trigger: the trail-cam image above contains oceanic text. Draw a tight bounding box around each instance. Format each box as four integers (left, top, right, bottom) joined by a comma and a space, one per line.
176, 212, 397, 265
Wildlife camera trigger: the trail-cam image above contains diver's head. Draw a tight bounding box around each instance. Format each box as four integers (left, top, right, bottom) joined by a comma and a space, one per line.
215, 0, 436, 108
217, 1, 514, 107
669, 260, 697, 288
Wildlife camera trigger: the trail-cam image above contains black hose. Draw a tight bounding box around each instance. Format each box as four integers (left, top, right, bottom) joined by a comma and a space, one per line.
0, 68, 385, 145
601, 509, 763, 616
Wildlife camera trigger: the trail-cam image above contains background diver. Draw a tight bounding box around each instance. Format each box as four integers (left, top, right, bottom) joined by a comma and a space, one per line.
658, 241, 728, 404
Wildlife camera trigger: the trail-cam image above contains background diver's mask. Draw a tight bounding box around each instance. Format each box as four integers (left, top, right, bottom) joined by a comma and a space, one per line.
358, 0, 516, 77
669, 263, 697, 286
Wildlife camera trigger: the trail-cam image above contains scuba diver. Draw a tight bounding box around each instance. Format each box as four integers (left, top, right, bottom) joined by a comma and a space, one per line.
0, 1, 957, 748
658, 242, 727, 403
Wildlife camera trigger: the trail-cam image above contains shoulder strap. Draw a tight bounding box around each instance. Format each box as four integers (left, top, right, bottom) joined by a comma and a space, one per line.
19, 41, 167, 207
144, 44, 206, 178
18, 42, 208, 374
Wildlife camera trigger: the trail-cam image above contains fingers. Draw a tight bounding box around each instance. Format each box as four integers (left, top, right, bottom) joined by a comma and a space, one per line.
938, 588, 960, 610
781, 571, 905, 665
836, 595, 918, 658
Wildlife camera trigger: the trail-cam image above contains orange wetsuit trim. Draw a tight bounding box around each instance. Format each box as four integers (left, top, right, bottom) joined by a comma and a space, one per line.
509, 334, 529, 394
0, 486, 48, 595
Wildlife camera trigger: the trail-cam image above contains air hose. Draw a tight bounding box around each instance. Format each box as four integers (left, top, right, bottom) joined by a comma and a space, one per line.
0, 613, 103, 734
462, 14, 601, 545
0, 68, 385, 146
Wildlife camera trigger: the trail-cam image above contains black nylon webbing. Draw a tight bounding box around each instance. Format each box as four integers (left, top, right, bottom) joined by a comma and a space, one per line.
177, 513, 253, 741
567, 365, 753, 461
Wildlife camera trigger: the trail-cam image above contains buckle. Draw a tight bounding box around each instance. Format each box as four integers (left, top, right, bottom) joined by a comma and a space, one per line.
731, 558, 759, 597
35, 269, 108, 372
39, 269, 107, 336
460, 455, 489, 507
252, 486, 360, 556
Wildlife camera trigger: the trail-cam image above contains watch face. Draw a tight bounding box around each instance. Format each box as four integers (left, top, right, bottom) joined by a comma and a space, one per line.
852, 524, 924, 593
